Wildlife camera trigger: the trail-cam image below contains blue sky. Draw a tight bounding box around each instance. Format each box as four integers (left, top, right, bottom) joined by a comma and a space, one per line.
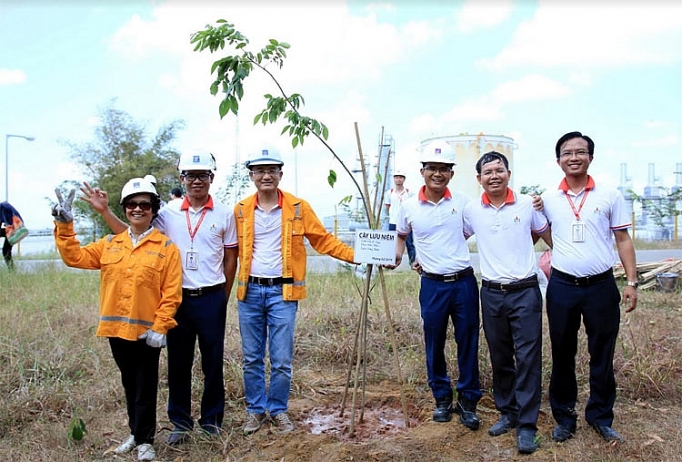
2, 0, 682, 229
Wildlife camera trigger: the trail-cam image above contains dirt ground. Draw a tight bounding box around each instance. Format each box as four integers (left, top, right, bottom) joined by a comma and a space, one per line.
109, 382, 678, 462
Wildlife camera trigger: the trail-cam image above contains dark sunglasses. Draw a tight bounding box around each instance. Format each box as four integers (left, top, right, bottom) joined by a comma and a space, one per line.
124, 201, 153, 211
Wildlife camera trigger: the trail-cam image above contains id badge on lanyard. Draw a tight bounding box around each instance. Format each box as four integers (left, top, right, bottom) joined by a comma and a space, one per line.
566, 189, 589, 243
185, 208, 209, 270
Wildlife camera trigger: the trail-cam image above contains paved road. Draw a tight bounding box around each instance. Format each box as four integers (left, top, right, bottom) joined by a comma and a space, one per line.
15, 249, 682, 274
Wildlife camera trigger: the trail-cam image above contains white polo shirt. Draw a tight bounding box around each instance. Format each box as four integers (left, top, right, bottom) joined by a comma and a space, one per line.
542, 176, 630, 277
397, 186, 470, 274
154, 195, 238, 289
386, 187, 414, 225
463, 188, 549, 282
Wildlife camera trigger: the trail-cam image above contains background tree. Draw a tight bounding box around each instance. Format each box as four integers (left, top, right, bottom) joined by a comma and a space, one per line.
213, 161, 251, 208
63, 101, 183, 234
520, 184, 545, 195
630, 187, 682, 238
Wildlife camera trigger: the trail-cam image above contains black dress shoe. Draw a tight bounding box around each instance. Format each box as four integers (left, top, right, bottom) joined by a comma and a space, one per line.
488, 414, 516, 436
453, 398, 480, 431
551, 424, 575, 442
432, 399, 453, 422
167, 430, 189, 446
517, 428, 538, 454
589, 423, 624, 442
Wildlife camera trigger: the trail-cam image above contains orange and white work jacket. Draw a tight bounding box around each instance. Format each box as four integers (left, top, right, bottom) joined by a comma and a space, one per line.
54, 221, 182, 341
234, 190, 355, 301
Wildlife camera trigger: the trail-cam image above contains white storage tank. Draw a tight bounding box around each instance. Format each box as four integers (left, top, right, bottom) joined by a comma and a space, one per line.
419, 133, 516, 200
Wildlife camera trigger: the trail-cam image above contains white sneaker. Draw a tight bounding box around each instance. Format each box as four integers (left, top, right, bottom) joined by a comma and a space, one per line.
113, 434, 136, 454
137, 443, 156, 461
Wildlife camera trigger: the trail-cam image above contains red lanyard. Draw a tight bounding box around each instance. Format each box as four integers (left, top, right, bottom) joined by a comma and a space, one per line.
564, 188, 590, 221
185, 208, 208, 248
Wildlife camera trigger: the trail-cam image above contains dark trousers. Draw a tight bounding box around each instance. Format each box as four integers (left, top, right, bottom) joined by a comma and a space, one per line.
419, 274, 481, 403
109, 337, 161, 445
481, 285, 542, 430
0, 228, 12, 269
166, 289, 227, 431
546, 273, 621, 427
388, 223, 415, 265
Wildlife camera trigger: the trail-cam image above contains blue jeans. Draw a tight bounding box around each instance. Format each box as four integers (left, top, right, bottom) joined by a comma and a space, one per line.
419, 273, 481, 403
238, 283, 298, 416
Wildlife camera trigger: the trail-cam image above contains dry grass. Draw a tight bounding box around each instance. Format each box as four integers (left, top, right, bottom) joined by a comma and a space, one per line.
0, 265, 681, 461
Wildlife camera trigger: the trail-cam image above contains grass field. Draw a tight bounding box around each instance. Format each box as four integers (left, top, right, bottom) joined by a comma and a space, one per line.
0, 265, 680, 461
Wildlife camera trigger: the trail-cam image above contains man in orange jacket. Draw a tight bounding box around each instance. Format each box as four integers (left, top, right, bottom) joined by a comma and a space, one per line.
235, 147, 355, 436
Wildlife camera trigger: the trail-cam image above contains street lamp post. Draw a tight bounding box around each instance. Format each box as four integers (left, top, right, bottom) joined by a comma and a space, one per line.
5, 134, 35, 202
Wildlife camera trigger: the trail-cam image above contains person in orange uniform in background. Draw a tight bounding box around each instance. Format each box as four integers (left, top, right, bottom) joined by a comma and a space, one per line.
52, 178, 182, 461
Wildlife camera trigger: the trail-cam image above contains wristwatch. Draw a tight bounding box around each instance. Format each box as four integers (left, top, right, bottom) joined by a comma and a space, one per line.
626, 281, 638, 288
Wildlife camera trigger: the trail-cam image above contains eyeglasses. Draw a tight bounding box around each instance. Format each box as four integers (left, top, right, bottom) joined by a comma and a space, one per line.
182, 172, 212, 182
124, 201, 152, 211
423, 165, 452, 174
560, 150, 590, 158
250, 168, 281, 177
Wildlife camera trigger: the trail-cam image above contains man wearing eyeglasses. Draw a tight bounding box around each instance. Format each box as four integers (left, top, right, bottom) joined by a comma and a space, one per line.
542, 131, 637, 444
234, 147, 355, 436
80, 151, 238, 444
387, 140, 482, 432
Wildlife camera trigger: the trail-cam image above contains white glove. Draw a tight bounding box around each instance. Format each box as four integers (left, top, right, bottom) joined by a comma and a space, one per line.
52, 188, 76, 223
138, 329, 166, 348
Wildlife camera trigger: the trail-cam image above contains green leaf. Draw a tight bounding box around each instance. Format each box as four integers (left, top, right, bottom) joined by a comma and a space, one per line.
219, 98, 231, 119
292, 136, 299, 148
254, 113, 263, 124
322, 125, 329, 140
69, 417, 87, 441
328, 169, 337, 188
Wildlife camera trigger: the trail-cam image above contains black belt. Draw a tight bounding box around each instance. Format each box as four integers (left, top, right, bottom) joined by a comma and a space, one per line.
422, 267, 474, 283
248, 276, 294, 286
482, 275, 538, 292
182, 283, 225, 297
551, 268, 613, 286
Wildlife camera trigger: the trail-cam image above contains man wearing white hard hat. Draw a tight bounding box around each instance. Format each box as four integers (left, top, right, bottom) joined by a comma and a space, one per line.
80, 151, 238, 444
387, 140, 482, 431
385, 169, 415, 265
235, 147, 356, 436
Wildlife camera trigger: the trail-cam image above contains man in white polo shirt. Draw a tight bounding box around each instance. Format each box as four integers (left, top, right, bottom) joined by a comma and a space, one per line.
388, 140, 482, 431
463, 151, 550, 454
543, 131, 637, 444
385, 169, 415, 265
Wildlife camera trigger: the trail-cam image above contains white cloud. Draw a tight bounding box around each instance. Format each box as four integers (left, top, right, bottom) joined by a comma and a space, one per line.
0, 69, 26, 85
490, 74, 571, 103
632, 135, 679, 148
456, 0, 513, 33
478, 2, 682, 71
644, 119, 675, 129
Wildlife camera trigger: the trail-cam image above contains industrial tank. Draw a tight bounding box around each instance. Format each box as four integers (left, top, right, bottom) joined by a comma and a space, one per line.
419, 133, 516, 201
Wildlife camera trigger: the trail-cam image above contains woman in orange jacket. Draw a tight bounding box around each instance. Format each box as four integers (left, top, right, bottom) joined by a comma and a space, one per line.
52, 177, 182, 461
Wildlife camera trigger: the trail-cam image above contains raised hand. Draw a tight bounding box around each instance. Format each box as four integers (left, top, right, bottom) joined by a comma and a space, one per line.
52, 188, 76, 223
79, 181, 110, 213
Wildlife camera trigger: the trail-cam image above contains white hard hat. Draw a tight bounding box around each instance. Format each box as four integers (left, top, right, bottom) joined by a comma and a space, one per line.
120, 178, 158, 204
393, 169, 406, 177
143, 174, 157, 185
177, 151, 217, 172
245, 147, 284, 168
420, 140, 456, 165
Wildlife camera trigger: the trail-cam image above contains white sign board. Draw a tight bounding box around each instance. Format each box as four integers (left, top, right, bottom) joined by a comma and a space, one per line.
353, 229, 397, 265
